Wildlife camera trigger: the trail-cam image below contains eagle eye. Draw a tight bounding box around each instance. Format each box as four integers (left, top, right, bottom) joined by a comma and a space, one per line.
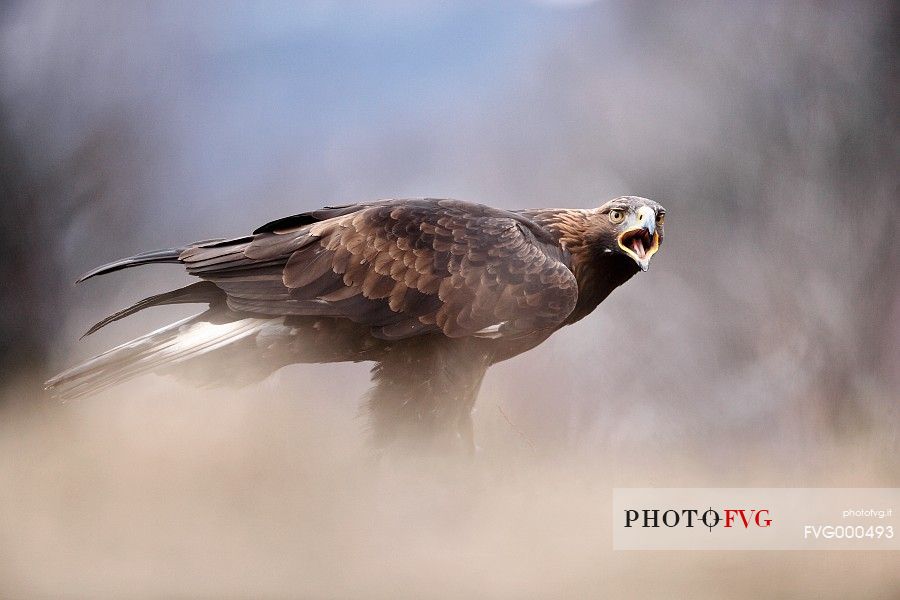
608, 209, 625, 224
656, 212, 665, 225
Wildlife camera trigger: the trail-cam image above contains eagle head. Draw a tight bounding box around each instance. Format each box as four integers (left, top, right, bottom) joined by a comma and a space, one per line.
595, 196, 665, 271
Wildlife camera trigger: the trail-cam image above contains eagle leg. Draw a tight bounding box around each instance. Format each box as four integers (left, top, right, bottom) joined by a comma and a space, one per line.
365, 337, 491, 453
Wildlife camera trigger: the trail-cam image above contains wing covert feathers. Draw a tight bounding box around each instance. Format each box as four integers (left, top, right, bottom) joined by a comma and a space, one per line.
181, 199, 579, 339
73, 199, 579, 341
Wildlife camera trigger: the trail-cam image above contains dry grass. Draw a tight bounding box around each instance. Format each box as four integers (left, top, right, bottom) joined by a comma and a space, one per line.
1, 373, 896, 599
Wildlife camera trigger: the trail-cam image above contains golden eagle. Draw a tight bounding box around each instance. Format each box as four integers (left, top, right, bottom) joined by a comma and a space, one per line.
46, 196, 665, 449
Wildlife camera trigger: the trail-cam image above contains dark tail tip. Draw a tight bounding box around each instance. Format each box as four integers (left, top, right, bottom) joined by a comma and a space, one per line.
80, 282, 225, 339
76, 247, 184, 284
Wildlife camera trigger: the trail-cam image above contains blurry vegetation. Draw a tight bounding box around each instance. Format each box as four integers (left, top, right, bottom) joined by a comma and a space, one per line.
0, 97, 145, 404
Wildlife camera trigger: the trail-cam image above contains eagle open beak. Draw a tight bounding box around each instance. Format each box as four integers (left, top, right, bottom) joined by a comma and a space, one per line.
617, 207, 660, 271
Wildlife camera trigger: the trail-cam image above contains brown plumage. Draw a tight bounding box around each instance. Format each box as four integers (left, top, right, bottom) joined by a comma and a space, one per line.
46, 196, 665, 450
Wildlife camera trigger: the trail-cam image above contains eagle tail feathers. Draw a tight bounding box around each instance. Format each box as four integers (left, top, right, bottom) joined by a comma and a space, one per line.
44, 313, 275, 400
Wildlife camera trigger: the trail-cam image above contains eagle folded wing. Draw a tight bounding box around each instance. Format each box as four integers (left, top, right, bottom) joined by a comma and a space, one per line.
178, 199, 578, 340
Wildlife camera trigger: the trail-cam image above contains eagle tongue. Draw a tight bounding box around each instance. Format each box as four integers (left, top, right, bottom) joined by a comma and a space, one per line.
631, 236, 646, 259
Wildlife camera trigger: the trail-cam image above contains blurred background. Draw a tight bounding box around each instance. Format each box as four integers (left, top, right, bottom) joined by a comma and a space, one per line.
0, 1, 897, 597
